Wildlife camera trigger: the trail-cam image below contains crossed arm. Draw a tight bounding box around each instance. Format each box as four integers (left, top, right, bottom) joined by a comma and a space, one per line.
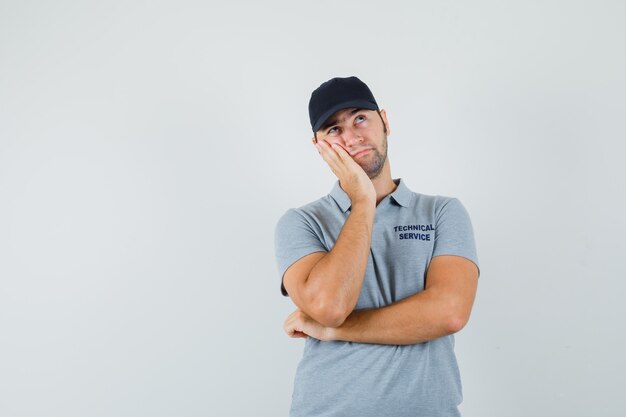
283, 254, 479, 345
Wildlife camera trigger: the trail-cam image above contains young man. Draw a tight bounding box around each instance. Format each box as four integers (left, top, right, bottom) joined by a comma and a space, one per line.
274, 76, 480, 417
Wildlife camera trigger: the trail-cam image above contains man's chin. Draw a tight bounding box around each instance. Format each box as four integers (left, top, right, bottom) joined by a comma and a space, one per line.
364, 165, 384, 179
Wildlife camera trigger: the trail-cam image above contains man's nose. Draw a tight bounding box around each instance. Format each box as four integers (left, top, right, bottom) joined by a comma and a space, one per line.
340, 126, 362, 145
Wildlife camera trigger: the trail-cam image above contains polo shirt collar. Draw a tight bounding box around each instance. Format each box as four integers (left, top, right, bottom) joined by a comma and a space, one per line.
329, 177, 412, 213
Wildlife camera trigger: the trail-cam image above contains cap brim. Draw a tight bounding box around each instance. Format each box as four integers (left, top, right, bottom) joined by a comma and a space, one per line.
313, 99, 379, 132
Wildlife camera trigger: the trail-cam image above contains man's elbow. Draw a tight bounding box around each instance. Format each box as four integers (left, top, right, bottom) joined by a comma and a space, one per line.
445, 311, 470, 334
319, 313, 346, 328
310, 297, 349, 328
437, 292, 473, 334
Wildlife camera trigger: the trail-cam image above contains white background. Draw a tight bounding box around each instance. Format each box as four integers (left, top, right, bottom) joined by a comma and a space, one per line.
1, 1, 624, 416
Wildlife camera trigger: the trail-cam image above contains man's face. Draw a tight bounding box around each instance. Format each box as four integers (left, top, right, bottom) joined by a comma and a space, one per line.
315, 107, 390, 179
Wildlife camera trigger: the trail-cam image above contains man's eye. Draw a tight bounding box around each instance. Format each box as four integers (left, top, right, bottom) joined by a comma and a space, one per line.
328, 127, 339, 134
355, 115, 366, 123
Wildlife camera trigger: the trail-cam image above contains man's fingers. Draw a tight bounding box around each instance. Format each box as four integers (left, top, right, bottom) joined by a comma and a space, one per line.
315, 141, 343, 174
284, 312, 300, 336
284, 321, 294, 336
317, 140, 351, 165
330, 143, 349, 161
318, 140, 346, 164
284, 319, 308, 338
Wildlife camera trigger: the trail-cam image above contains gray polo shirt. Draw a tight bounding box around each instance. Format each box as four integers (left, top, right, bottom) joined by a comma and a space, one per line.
274, 177, 480, 417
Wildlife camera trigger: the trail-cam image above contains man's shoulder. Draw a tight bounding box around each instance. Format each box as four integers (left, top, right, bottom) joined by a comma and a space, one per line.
279, 193, 339, 218
409, 190, 458, 211
297, 193, 336, 212
275, 193, 339, 229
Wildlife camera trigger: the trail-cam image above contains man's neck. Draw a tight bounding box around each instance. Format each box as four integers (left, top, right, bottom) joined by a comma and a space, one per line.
370, 162, 397, 206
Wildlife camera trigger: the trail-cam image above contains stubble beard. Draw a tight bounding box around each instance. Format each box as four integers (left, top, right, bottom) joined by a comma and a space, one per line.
359, 134, 388, 179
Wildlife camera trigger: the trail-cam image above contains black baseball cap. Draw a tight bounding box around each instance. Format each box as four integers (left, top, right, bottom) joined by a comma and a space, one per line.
308, 76, 379, 132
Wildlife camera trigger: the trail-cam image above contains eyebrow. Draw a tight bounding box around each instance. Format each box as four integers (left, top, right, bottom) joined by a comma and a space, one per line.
321, 108, 367, 132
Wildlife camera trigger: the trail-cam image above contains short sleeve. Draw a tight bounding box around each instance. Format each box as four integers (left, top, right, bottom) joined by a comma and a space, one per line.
432, 198, 480, 278
274, 208, 328, 297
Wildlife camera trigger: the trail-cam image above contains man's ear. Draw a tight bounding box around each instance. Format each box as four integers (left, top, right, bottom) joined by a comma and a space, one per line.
378, 109, 391, 136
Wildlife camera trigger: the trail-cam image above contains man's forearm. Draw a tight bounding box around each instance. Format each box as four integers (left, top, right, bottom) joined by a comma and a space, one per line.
304, 201, 375, 325
327, 289, 460, 345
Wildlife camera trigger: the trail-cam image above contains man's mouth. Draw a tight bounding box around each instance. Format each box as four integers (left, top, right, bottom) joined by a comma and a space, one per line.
352, 149, 372, 157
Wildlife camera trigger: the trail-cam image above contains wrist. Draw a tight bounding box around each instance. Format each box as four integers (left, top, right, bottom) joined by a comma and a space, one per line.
351, 199, 376, 212
323, 313, 355, 342
323, 325, 340, 342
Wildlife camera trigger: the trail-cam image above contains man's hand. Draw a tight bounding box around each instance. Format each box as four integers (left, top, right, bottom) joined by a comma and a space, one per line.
313, 137, 376, 206
283, 308, 334, 341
